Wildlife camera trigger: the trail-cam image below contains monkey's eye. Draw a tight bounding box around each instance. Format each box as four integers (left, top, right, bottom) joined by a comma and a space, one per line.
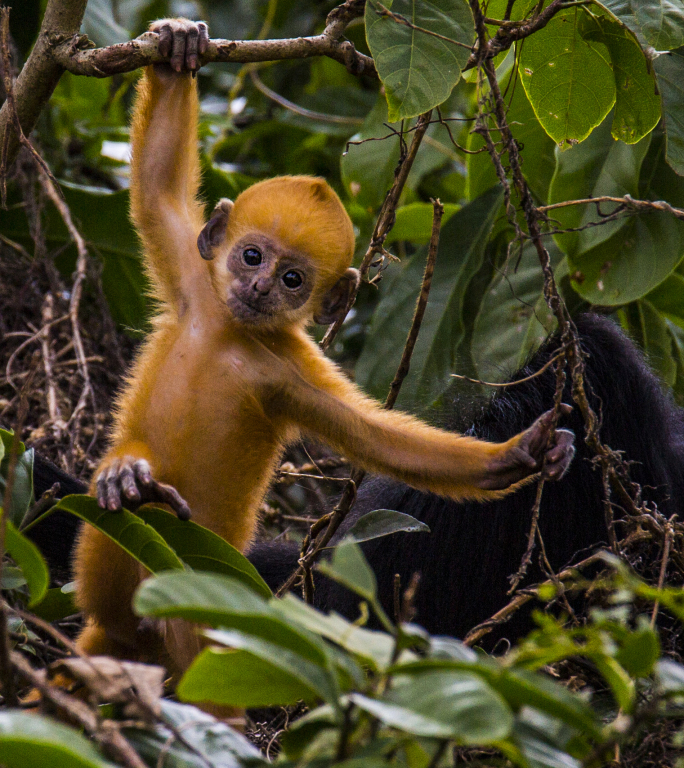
243, 247, 262, 266
282, 270, 303, 289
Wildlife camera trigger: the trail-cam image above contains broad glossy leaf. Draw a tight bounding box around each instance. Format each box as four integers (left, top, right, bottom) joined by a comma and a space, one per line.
583, 14, 660, 144
274, 594, 400, 670
467, 66, 556, 203
646, 271, 684, 327
135, 506, 271, 598
135, 572, 332, 667
568, 134, 684, 304
0, 711, 115, 768
356, 186, 504, 405
319, 539, 378, 603
518, 7, 615, 147
124, 699, 266, 768
620, 300, 677, 384
654, 48, 684, 176
82, 0, 130, 47
514, 722, 581, 768
54, 495, 184, 573
353, 668, 512, 742
5, 522, 49, 606
471, 243, 562, 383
345, 509, 430, 543
549, 115, 650, 258
365, 0, 475, 121
178, 644, 330, 708
599, 0, 684, 49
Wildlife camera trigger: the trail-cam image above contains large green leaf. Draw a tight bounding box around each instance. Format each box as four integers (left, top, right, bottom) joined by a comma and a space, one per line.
178, 637, 336, 708
583, 13, 660, 144
548, 115, 650, 258
470, 243, 563, 383
518, 7, 616, 147
385, 203, 460, 245
654, 48, 684, 176
124, 699, 266, 768
567, 133, 684, 304
352, 669, 512, 742
356, 185, 504, 405
135, 506, 271, 598
318, 539, 378, 604
619, 300, 677, 385
599, 0, 684, 50
54, 495, 184, 573
4, 522, 49, 606
0, 711, 115, 768
345, 509, 430, 543
365, 0, 475, 121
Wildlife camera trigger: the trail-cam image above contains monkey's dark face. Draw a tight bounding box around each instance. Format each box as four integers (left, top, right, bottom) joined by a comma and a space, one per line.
224, 234, 314, 325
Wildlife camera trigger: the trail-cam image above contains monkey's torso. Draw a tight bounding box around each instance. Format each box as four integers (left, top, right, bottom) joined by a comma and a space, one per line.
105, 307, 301, 550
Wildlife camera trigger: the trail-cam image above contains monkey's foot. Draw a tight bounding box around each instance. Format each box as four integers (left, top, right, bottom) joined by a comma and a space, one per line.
96, 458, 191, 521
150, 18, 209, 73
482, 404, 576, 490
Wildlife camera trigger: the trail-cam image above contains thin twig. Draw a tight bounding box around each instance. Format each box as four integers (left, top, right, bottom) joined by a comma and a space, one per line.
651, 519, 675, 629
538, 195, 684, 220
372, 1, 474, 49
451, 349, 566, 388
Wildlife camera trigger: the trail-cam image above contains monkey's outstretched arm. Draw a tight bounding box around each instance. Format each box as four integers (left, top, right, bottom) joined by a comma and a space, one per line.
129, 20, 209, 308
268, 357, 574, 502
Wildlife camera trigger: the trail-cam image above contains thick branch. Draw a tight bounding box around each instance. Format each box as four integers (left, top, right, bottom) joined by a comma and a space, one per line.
0, 0, 88, 169
52, 30, 376, 79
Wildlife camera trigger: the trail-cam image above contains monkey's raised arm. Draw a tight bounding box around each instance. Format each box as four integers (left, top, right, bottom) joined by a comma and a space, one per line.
268, 349, 574, 502
129, 20, 209, 309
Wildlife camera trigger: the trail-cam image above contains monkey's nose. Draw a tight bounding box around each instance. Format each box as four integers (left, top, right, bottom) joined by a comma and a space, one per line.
253, 278, 271, 295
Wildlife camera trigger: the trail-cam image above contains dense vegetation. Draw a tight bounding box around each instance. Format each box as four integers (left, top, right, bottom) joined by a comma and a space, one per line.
4, 0, 684, 765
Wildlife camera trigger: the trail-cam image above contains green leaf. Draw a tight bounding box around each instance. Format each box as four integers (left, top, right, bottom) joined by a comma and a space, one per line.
647, 271, 684, 327
274, 595, 400, 671
365, 0, 475, 121
352, 669, 512, 742
134, 572, 333, 668
205, 628, 340, 704
518, 7, 616, 147
344, 509, 430, 544
4, 522, 49, 606
548, 115, 650, 259
619, 300, 677, 385
0, 711, 116, 768
135, 506, 271, 598
32, 586, 78, 623
356, 185, 504, 406
124, 699, 266, 768
82, 0, 130, 47
385, 203, 460, 245
654, 48, 684, 176
471, 243, 562, 383
341, 96, 401, 210
567, 133, 684, 304
178, 643, 332, 708
615, 625, 660, 677
318, 539, 378, 604
54, 495, 184, 573
599, 0, 684, 50
583, 14, 660, 144
594, 656, 636, 711
0, 431, 34, 529
656, 658, 684, 692
513, 720, 581, 768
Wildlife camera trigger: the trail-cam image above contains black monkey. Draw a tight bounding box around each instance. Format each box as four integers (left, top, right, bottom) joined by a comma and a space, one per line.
29, 315, 684, 640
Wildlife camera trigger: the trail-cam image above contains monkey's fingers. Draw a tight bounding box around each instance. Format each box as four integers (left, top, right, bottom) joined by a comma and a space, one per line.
156, 24, 173, 58
541, 429, 575, 481
145, 479, 192, 521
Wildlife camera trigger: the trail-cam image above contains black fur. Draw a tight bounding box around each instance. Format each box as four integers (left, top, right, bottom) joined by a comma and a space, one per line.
28, 315, 684, 641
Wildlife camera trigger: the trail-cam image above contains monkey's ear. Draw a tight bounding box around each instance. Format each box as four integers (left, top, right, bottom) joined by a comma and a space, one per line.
197, 198, 233, 260
314, 268, 360, 325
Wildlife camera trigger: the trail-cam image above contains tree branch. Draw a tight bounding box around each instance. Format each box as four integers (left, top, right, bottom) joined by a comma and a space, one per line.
0, 0, 88, 170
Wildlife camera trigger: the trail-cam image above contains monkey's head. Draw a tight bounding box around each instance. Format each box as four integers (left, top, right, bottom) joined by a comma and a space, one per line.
198, 176, 358, 330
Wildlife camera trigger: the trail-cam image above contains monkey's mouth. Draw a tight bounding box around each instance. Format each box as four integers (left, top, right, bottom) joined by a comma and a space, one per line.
231, 295, 275, 319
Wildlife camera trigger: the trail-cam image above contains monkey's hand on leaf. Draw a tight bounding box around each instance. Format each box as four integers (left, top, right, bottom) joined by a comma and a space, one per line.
149, 18, 209, 74
95, 457, 191, 521
480, 405, 575, 490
